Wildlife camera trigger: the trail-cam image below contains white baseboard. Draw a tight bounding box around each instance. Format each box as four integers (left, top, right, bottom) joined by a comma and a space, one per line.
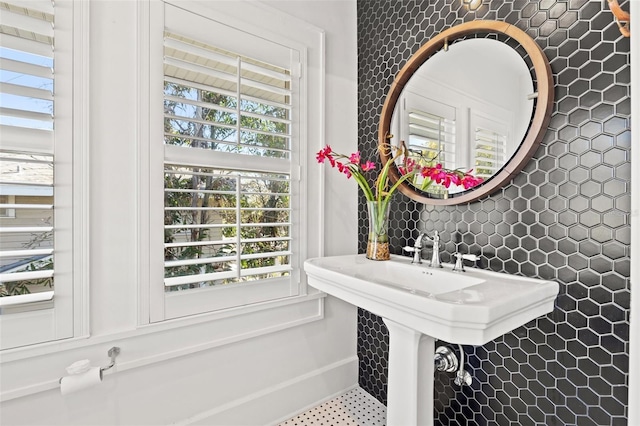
177, 356, 359, 426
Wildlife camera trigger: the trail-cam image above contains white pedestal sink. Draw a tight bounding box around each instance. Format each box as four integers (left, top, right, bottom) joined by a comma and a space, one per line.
304, 254, 559, 426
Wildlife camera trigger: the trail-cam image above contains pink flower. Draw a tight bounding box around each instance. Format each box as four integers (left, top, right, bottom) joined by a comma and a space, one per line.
336, 162, 352, 178
349, 152, 361, 164
316, 146, 335, 167
461, 174, 483, 189
405, 158, 417, 173
361, 161, 376, 171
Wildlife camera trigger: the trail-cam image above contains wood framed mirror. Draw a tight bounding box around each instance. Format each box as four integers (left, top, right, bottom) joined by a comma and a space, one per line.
379, 20, 554, 205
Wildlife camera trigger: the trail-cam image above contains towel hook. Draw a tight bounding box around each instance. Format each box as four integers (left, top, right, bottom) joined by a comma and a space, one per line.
100, 346, 120, 373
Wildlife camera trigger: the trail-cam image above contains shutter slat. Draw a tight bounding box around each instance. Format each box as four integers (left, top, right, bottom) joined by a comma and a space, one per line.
164, 206, 236, 212
164, 270, 237, 287
241, 61, 291, 83
240, 250, 291, 260
165, 223, 228, 230
241, 77, 291, 98
165, 240, 234, 248
241, 109, 291, 126
0, 269, 53, 283
240, 125, 291, 139
0, 203, 53, 209
164, 36, 238, 68
0, 33, 52, 58
240, 265, 291, 277
241, 236, 292, 243
0, 57, 52, 79
0, 81, 53, 101
0, 290, 54, 307
0, 248, 53, 257
0, 125, 54, 153
165, 76, 237, 100
164, 112, 236, 132
164, 56, 236, 85
164, 94, 237, 117
0, 106, 53, 123
165, 187, 236, 196
0, 226, 54, 233
0, 9, 54, 38
242, 93, 291, 111
240, 222, 290, 227
5, 0, 54, 16
164, 255, 236, 268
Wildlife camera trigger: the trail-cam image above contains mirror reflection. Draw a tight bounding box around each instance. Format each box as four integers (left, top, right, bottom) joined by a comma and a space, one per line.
389, 38, 535, 197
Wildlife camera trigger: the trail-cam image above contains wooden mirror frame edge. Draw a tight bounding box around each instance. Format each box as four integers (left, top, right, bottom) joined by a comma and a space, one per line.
378, 20, 555, 206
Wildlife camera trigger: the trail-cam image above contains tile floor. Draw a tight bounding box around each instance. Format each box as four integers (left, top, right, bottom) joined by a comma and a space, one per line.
278, 387, 386, 426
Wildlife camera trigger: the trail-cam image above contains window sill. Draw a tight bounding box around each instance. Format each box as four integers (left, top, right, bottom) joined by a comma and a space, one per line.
0, 291, 326, 402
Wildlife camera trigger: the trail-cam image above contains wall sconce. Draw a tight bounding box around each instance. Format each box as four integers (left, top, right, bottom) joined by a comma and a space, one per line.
462, 0, 482, 11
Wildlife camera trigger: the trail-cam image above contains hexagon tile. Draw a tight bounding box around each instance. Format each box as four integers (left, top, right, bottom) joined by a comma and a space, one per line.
357, 1, 630, 425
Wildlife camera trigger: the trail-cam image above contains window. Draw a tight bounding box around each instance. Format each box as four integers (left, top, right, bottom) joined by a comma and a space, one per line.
147, 2, 305, 321
473, 127, 508, 179
407, 110, 456, 169
398, 92, 457, 195
0, 0, 86, 349
469, 112, 509, 180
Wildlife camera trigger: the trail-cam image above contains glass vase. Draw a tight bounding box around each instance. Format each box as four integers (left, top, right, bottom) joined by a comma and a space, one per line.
366, 200, 391, 261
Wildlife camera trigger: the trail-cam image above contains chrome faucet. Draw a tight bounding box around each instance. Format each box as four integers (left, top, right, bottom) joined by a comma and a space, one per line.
403, 233, 425, 263
452, 252, 479, 272
424, 231, 443, 268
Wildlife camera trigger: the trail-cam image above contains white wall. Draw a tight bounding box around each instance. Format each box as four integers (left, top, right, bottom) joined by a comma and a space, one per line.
0, 1, 358, 425
264, 0, 359, 257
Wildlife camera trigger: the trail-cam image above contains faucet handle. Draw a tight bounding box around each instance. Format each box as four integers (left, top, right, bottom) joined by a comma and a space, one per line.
459, 253, 479, 262
413, 233, 425, 248
452, 252, 479, 272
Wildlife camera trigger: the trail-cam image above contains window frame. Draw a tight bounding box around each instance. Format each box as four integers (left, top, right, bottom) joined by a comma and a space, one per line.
139, 0, 320, 324
0, 0, 90, 350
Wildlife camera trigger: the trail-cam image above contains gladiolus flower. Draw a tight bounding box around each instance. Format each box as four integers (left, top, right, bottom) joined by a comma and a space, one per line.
316, 146, 335, 166
314, 144, 481, 203
361, 161, 376, 171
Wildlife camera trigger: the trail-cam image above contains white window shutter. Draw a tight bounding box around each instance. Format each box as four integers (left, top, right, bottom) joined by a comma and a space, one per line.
151, 3, 302, 320
0, 0, 81, 349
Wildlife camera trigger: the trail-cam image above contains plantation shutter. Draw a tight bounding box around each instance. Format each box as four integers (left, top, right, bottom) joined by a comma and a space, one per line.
155, 4, 301, 320
473, 127, 508, 179
0, 1, 55, 308
407, 110, 456, 170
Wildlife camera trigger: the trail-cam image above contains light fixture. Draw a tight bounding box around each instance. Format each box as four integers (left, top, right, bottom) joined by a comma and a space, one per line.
462, 0, 482, 10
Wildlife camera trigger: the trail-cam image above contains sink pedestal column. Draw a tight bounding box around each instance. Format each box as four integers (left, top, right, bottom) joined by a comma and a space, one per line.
383, 319, 435, 426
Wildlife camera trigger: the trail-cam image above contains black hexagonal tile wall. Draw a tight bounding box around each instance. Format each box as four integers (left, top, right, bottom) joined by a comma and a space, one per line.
356, 1, 630, 425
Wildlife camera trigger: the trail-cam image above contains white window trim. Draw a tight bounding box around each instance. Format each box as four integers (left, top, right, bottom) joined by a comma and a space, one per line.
0, 0, 90, 350
137, 0, 325, 326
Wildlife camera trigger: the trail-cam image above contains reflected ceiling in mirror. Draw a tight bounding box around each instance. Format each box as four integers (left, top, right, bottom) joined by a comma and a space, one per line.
379, 21, 554, 205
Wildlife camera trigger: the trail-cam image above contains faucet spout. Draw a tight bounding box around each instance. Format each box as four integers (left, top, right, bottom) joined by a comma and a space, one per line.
426, 230, 443, 268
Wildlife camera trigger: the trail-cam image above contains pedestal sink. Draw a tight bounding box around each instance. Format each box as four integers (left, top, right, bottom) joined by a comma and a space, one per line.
304, 254, 559, 425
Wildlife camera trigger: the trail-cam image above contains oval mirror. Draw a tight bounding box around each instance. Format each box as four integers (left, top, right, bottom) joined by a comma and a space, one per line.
379, 20, 554, 205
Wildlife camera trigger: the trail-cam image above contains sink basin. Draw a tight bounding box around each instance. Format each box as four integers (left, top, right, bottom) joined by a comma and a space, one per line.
304, 254, 559, 425
304, 254, 558, 346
